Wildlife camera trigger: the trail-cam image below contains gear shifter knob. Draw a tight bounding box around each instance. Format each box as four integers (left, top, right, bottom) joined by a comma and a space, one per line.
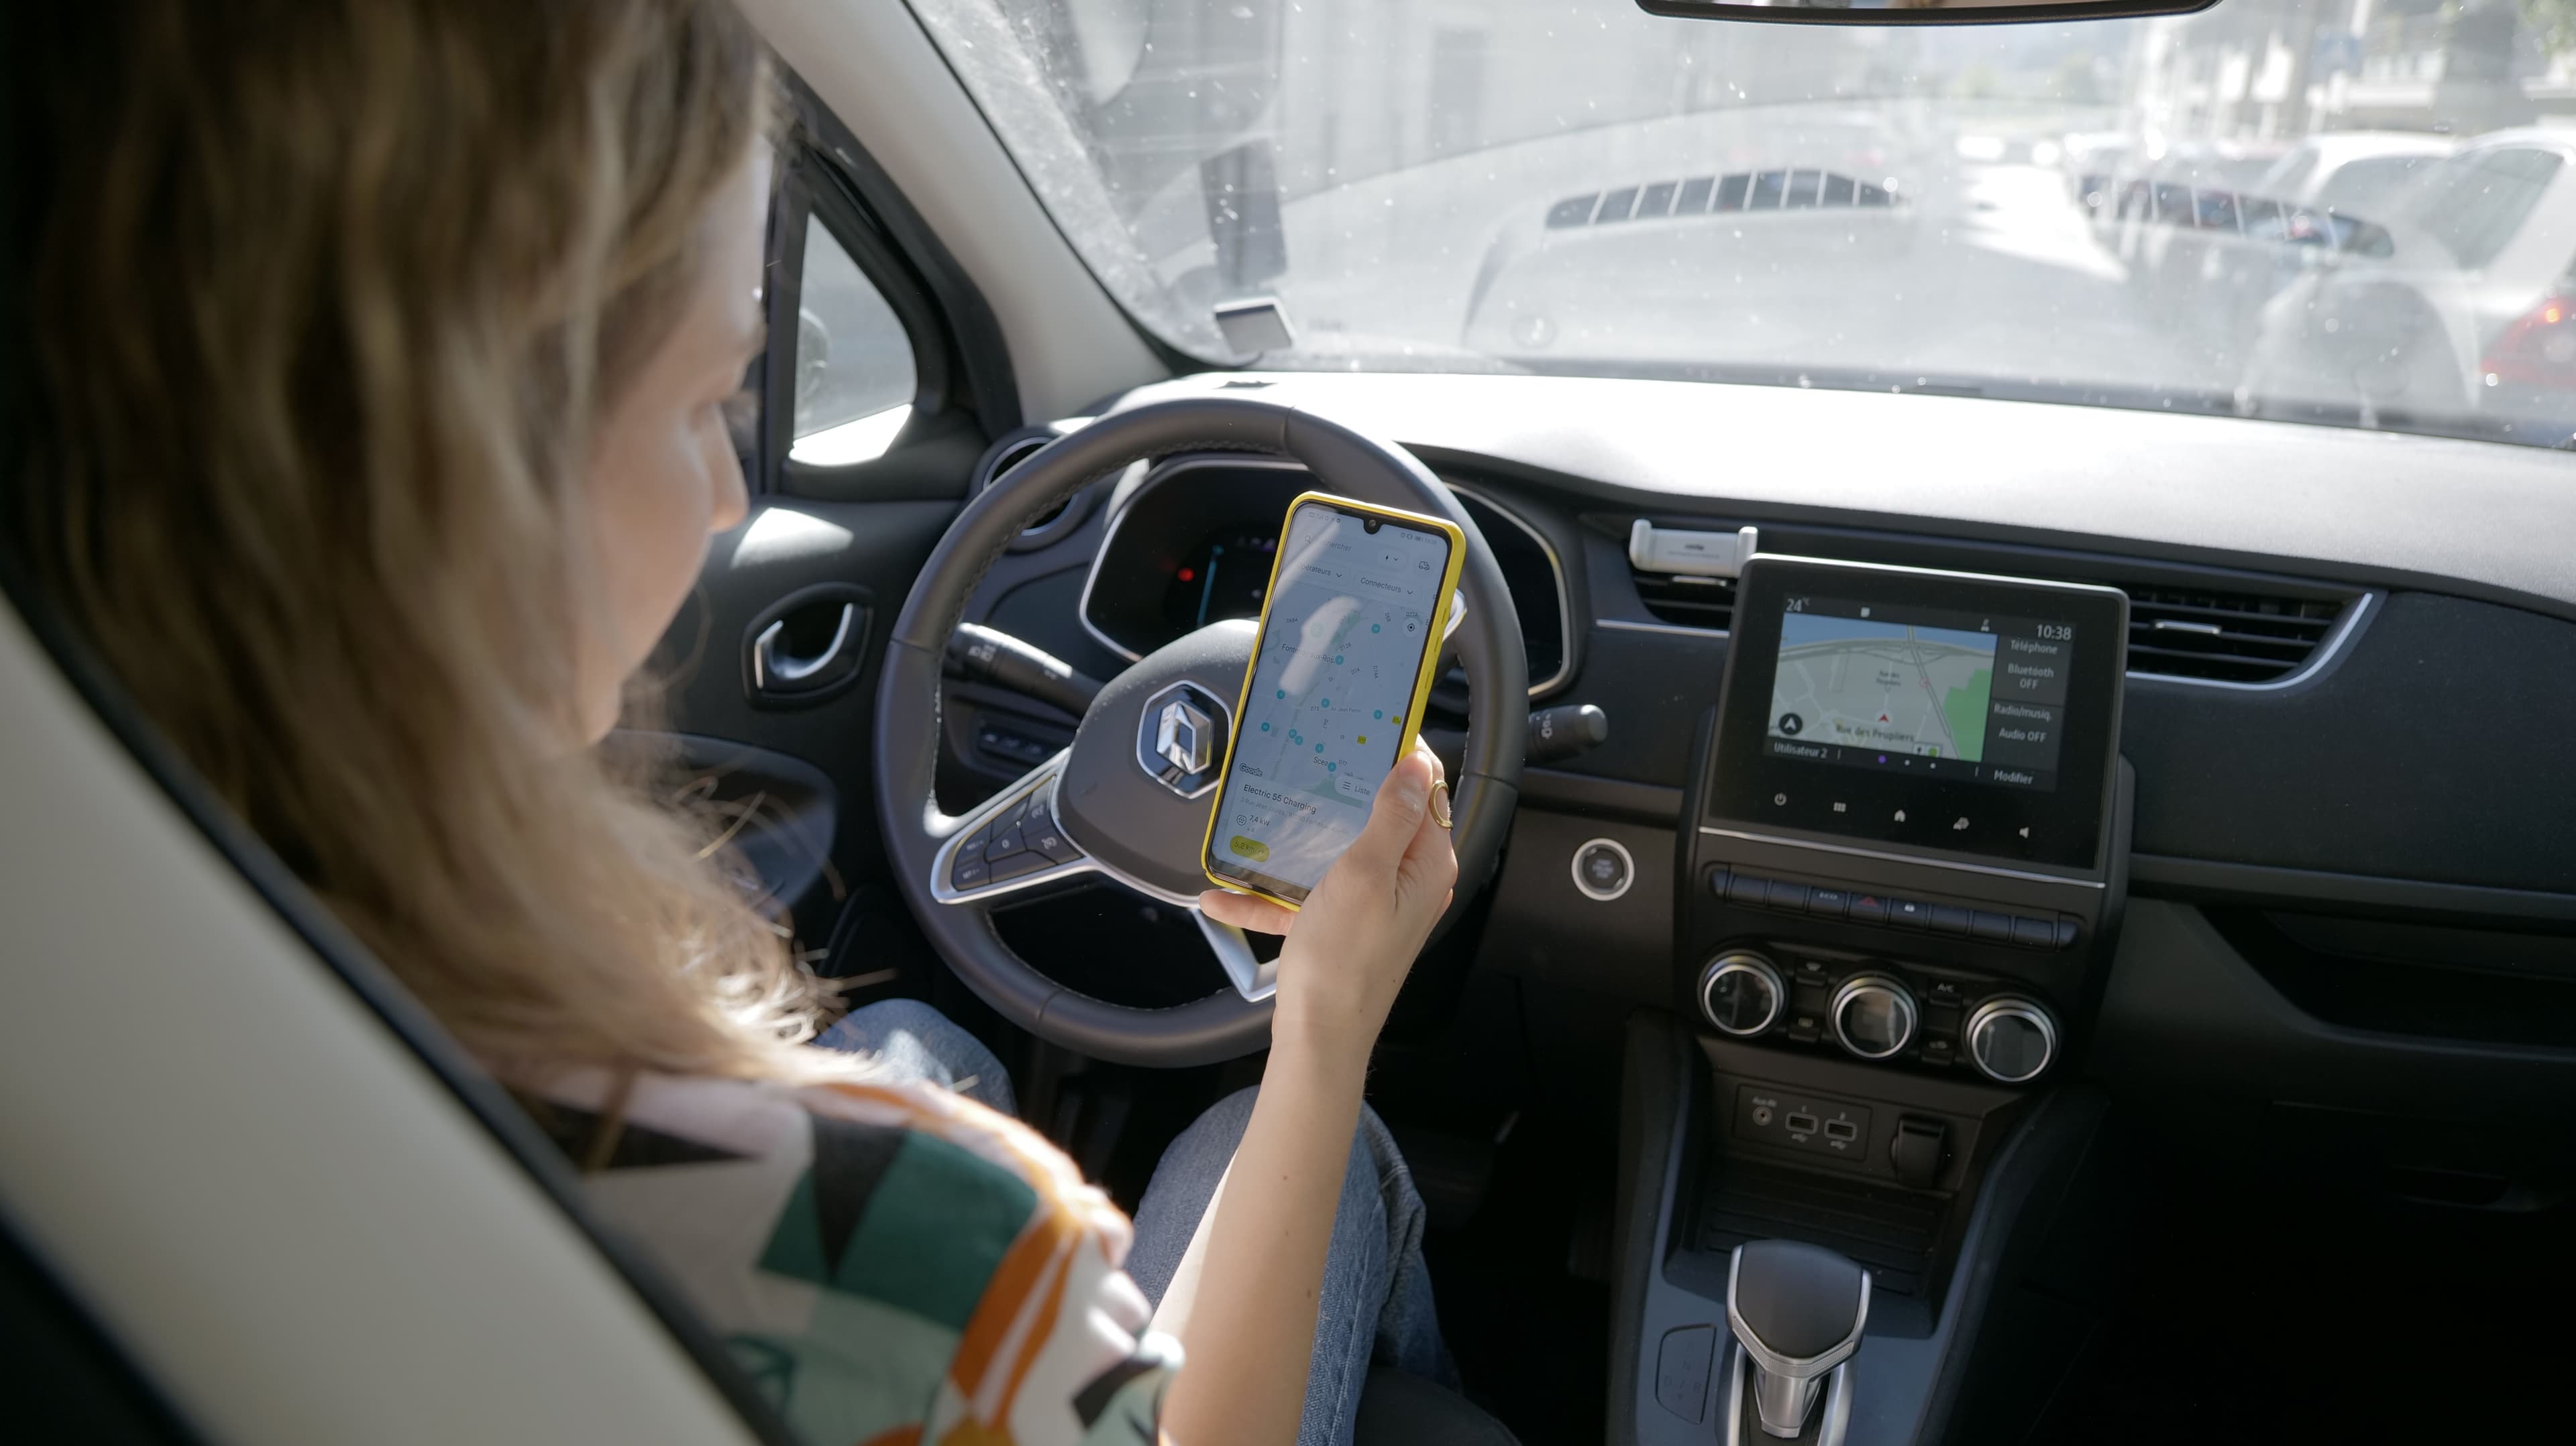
1725, 1239, 1869, 1440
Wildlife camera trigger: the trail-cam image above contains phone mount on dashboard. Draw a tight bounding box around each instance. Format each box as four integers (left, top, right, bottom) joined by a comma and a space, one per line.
1630, 520, 1761, 579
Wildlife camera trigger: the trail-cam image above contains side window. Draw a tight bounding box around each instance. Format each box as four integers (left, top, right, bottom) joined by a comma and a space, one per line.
2261, 150, 2316, 203
2416, 150, 2563, 271
789, 216, 918, 466
2313, 156, 2434, 219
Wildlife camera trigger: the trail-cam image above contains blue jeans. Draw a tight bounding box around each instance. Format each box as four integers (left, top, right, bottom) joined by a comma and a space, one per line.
816, 999, 1452, 1446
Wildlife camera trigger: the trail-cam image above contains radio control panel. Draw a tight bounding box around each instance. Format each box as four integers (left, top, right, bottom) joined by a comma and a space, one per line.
1675, 555, 2134, 1098
1693, 945, 2061, 1085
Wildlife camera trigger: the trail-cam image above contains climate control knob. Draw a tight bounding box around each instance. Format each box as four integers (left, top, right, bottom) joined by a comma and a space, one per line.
1697, 952, 1784, 1038
1964, 997, 2058, 1084
1830, 974, 1918, 1060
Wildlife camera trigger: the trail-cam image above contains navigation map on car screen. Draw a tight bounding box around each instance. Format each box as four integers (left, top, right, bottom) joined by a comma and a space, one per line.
1764, 598, 2073, 791
1213, 504, 1453, 895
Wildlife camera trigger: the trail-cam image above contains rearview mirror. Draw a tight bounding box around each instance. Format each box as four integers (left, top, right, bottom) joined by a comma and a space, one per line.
1640, 0, 2216, 24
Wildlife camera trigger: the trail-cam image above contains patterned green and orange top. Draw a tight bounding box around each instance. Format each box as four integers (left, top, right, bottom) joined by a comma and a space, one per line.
531, 1070, 1173, 1445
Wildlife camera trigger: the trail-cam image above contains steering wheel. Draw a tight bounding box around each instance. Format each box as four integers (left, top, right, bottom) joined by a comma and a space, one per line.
872, 396, 1527, 1066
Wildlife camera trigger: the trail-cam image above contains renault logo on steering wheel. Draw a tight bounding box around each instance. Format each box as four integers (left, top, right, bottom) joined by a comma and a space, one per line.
1157, 699, 1211, 775
1136, 681, 1228, 799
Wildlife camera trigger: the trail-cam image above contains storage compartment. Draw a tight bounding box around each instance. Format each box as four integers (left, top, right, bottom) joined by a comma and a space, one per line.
2208, 908, 2576, 1049
1690, 1155, 1947, 1298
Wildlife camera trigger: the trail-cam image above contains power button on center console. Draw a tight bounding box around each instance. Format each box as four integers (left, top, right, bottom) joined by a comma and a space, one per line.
1571, 838, 1635, 901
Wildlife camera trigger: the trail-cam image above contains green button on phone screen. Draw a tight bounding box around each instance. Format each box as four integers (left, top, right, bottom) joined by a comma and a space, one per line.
1228, 835, 1269, 862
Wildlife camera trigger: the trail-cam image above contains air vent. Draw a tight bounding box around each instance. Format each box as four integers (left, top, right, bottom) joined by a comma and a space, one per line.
981, 435, 1071, 533
2123, 586, 2348, 683
1621, 532, 2352, 679
1629, 567, 1737, 631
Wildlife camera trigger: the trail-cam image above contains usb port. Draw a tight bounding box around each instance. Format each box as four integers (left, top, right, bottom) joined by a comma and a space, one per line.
1823, 1119, 1860, 1143
1784, 1112, 1819, 1135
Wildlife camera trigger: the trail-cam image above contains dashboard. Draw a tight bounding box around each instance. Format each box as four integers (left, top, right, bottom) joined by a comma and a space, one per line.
1075, 455, 1569, 696
947, 369, 2575, 1199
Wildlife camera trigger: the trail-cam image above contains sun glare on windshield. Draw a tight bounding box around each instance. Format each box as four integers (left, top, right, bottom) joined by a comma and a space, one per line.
914, 0, 2576, 449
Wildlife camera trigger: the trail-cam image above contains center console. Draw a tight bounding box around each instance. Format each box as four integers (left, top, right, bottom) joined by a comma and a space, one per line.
1613, 554, 2133, 1445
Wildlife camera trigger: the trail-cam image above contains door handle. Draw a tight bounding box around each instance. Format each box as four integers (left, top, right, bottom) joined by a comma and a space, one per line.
753, 603, 853, 689
745, 593, 869, 702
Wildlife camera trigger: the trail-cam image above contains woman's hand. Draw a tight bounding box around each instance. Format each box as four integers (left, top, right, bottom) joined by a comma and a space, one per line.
1163, 742, 1456, 1446
1199, 740, 1456, 1066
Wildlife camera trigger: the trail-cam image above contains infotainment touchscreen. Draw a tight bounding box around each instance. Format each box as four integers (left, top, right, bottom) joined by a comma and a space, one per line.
1707, 557, 2127, 873
1765, 600, 2074, 791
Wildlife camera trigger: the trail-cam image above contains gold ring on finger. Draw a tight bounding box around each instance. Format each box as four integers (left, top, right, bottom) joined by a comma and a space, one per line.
1428, 779, 1453, 830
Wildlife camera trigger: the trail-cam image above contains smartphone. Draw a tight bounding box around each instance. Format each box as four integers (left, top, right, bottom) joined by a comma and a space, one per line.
1201, 492, 1466, 909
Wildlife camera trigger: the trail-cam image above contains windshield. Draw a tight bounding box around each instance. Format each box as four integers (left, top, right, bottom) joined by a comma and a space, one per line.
912, 0, 2576, 449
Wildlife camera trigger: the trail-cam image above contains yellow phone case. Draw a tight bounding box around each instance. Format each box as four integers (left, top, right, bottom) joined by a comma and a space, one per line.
1199, 491, 1469, 910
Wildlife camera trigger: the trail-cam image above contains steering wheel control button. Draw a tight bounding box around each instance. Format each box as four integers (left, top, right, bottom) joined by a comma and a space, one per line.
1699, 952, 1785, 1038
949, 856, 991, 892
1965, 998, 2059, 1084
985, 825, 1027, 862
1022, 799, 1081, 865
1571, 838, 1635, 902
1830, 975, 1919, 1060
988, 851, 1049, 884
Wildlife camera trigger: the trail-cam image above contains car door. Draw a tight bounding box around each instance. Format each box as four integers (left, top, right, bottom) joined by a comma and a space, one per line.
647, 76, 1020, 991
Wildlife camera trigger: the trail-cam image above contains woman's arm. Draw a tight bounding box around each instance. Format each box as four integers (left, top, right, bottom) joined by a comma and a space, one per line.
1154, 744, 1455, 1446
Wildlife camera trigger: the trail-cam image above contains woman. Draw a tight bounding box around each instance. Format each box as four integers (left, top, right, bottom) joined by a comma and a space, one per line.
5, 3, 1464, 1445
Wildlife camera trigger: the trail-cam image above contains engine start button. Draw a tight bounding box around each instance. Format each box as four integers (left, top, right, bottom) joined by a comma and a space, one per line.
1571, 838, 1635, 902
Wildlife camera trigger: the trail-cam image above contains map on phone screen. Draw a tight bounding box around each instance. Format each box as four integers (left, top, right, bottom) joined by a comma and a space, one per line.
1214, 504, 1452, 895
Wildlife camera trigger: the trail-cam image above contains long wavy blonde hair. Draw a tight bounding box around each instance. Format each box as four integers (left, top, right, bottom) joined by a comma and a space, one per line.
10, 0, 867, 1085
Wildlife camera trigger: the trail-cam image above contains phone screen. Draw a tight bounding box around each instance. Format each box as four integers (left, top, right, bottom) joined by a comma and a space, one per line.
1205, 500, 1457, 903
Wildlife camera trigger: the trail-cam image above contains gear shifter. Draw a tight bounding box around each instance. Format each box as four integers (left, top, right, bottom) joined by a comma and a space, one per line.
1723, 1239, 1869, 1443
